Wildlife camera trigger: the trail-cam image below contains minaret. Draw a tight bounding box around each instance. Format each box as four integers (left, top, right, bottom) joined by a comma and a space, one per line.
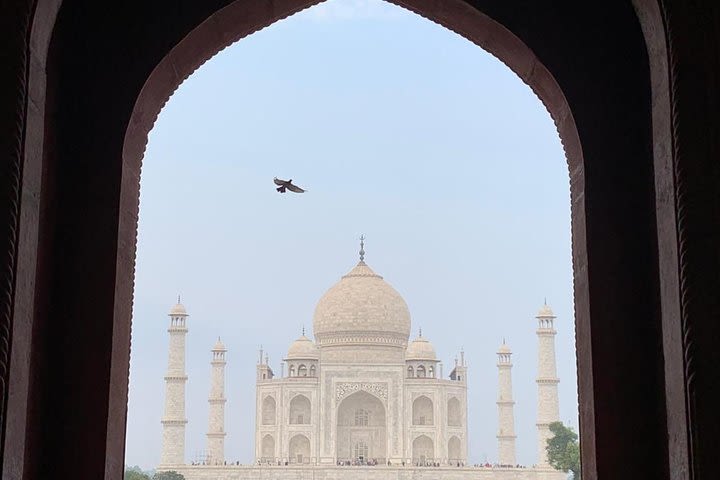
450, 350, 468, 382
206, 338, 227, 465
160, 298, 189, 466
496, 340, 517, 465
535, 303, 560, 467
256, 345, 273, 381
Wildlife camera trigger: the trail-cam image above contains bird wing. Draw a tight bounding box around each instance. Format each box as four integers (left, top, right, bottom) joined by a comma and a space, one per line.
273, 177, 287, 186
286, 183, 305, 193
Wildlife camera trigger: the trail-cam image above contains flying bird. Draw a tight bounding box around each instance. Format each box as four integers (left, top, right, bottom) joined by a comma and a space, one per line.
273, 177, 306, 193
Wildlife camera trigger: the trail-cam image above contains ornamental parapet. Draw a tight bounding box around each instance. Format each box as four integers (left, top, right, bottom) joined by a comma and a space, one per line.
258, 376, 319, 384
404, 377, 444, 383
164, 375, 189, 381
316, 331, 408, 347
405, 378, 467, 387
335, 382, 388, 402
409, 426, 438, 434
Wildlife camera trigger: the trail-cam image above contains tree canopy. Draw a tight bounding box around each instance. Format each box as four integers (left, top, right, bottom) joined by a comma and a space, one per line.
547, 421, 581, 479
124, 467, 151, 480
153, 471, 186, 480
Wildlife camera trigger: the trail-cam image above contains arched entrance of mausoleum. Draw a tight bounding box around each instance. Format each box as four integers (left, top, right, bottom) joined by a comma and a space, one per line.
336, 391, 387, 464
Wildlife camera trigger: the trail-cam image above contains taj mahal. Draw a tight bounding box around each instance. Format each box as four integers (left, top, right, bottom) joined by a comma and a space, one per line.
157, 241, 566, 480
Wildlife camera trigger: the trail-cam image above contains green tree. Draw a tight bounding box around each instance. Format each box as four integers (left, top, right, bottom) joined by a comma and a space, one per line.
124, 466, 151, 480
153, 471, 185, 480
546, 421, 581, 479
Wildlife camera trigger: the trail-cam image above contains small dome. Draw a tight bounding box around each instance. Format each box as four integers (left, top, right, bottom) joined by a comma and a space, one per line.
406, 335, 437, 361
313, 261, 411, 348
537, 304, 555, 317
212, 338, 226, 351
169, 302, 187, 316
498, 342, 511, 354
287, 335, 319, 360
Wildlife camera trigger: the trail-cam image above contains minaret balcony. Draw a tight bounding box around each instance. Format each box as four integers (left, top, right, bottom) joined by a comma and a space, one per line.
161, 418, 188, 425
535, 378, 560, 384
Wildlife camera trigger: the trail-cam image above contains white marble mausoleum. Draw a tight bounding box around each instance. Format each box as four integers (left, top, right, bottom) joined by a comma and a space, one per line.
156, 242, 566, 480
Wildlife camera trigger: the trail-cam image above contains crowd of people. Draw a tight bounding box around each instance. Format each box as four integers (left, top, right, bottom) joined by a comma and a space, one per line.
189, 460, 241, 466
336, 458, 382, 466
471, 462, 529, 469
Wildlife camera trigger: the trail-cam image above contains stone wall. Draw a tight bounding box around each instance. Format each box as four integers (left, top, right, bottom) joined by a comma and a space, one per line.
255, 365, 469, 466
166, 465, 567, 480
256, 378, 319, 462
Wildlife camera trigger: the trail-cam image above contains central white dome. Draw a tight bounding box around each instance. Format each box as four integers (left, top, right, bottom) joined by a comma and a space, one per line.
312, 261, 411, 349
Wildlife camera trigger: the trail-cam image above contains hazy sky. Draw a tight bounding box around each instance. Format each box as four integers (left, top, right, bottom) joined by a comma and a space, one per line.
125, 0, 577, 470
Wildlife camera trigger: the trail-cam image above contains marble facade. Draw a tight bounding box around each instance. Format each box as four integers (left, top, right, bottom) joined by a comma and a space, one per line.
158, 247, 566, 480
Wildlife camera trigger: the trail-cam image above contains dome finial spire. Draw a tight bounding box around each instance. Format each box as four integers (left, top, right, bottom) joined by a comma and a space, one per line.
302, 325, 305, 336
177, 294, 181, 304
419, 327, 423, 338
359, 234, 366, 263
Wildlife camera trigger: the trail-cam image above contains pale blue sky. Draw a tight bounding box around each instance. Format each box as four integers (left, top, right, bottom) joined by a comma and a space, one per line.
125, 0, 577, 470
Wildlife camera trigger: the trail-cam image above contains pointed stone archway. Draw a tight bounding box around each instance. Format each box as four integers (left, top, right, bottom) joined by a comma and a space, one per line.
336, 390, 386, 463
288, 434, 310, 464
6, 1, 709, 479
412, 435, 434, 465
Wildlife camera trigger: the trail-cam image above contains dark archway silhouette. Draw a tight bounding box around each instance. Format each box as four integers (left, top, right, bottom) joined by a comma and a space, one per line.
6, 1, 720, 479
